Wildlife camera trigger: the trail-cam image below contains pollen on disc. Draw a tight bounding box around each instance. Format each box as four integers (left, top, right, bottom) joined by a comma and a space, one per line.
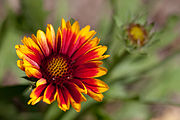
41, 54, 73, 84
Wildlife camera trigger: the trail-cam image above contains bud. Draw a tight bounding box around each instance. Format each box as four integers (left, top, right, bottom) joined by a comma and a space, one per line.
127, 24, 148, 46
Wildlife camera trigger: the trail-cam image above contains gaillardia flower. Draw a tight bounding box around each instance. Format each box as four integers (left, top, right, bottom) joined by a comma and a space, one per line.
15, 18, 109, 112
127, 23, 148, 46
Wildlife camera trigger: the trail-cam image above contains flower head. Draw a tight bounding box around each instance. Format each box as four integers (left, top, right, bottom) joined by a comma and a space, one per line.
127, 23, 148, 46
15, 18, 109, 112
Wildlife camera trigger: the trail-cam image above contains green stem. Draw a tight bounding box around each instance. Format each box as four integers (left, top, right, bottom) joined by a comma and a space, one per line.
110, 50, 180, 84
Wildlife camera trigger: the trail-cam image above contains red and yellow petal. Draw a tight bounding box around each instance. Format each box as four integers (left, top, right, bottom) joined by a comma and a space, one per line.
43, 84, 57, 104
74, 45, 108, 66
46, 24, 56, 52
25, 67, 42, 79
60, 18, 68, 53
21, 36, 44, 59
87, 89, 104, 102
71, 21, 80, 34
74, 67, 107, 78
71, 37, 100, 61
75, 29, 96, 50
69, 95, 81, 112
92, 55, 110, 61
17, 60, 25, 71
81, 78, 109, 101
64, 82, 85, 104
57, 86, 70, 111
82, 78, 109, 93
72, 30, 96, 55
75, 25, 96, 45
61, 21, 74, 54
28, 96, 43, 105
15, 45, 41, 68
68, 25, 96, 57
28, 80, 47, 105
36, 78, 47, 87
64, 82, 86, 112
29, 84, 47, 100
61, 18, 67, 30
17, 59, 37, 71
75, 61, 103, 69
68, 79, 87, 94
66, 21, 80, 56
36, 30, 50, 56
56, 27, 62, 53
23, 58, 38, 69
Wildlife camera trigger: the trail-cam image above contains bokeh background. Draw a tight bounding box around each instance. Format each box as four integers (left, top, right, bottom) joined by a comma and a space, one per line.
1, 0, 180, 120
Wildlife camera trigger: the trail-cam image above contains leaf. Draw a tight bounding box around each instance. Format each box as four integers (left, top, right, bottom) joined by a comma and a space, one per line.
111, 0, 142, 26
0, 85, 28, 101
111, 101, 150, 120
140, 60, 180, 102
105, 81, 128, 100
21, 76, 38, 82
110, 54, 158, 81
44, 102, 64, 120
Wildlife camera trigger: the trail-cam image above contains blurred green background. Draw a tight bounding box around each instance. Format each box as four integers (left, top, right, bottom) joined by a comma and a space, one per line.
1, 0, 180, 120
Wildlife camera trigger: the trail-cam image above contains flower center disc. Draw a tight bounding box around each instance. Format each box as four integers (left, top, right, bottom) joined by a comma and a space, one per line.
41, 54, 73, 84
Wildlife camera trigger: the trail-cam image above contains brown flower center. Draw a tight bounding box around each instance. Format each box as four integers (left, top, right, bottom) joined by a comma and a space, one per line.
41, 54, 73, 84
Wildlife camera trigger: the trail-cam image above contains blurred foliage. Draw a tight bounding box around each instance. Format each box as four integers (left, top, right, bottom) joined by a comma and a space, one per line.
0, 0, 180, 120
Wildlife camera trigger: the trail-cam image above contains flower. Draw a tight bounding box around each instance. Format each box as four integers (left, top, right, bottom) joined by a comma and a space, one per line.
127, 23, 148, 46
15, 18, 109, 112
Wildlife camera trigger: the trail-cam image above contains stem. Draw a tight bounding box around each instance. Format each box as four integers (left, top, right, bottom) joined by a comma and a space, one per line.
110, 49, 180, 84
